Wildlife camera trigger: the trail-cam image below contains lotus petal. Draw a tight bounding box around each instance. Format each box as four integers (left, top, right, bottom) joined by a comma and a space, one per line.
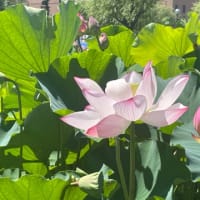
61, 110, 100, 130
86, 115, 130, 138
74, 77, 104, 94
122, 71, 142, 84
155, 75, 189, 110
114, 95, 146, 121
193, 106, 200, 135
136, 62, 157, 109
141, 103, 188, 127
105, 78, 133, 101
82, 90, 115, 116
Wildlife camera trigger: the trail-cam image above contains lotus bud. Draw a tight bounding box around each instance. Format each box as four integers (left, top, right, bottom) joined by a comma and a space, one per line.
88, 16, 100, 35
77, 13, 88, 34
98, 32, 109, 50
78, 172, 103, 197
192, 106, 200, 142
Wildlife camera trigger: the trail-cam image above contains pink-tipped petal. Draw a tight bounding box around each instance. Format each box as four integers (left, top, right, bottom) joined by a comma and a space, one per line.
141, 103, 188, 127
122, 71, 142, 84
192, 134, 200, 143
86, 115, 130, 138
74, 77, 104, 94
84, 104, 96, 111
114, 95, 147, 121
155, 75, 189, 110
83, 90, 115, 116
105, 79, 133, 101
136, 62, 157, 109
61, 110, 100, 130
193, 106, 200, 135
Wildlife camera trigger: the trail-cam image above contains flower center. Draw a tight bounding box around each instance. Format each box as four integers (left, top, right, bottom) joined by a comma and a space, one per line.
130, 83, 139, 96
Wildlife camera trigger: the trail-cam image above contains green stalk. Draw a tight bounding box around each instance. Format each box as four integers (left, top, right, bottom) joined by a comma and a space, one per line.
0, 97, 3, 119
13, 81, 23, 177
3, 78, 23, 176
193, 68, 200, 77
115, 137, 129, 200
129, 123, 136, 200
57, 122, 63, 167
77, 37, 83, 52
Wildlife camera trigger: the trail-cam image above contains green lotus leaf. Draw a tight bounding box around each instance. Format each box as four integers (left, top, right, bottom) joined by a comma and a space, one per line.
101, 25, 129, 36
0, 122, 20, 147
0, 1, 80, 81
36, 50, 118, 112
136, 140, 191, 200
133, 23, 192, 65
88, 31, 135, 67
132, 13, 200, 78
171, 122, 200, 179
0, 175, 69, 200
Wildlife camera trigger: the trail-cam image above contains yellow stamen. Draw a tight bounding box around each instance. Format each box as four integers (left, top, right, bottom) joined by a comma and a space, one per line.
130, 83, 139, 96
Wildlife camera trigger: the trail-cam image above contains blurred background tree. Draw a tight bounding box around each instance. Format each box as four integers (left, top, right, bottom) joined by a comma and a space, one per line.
77, 0, 156, 30
77, 0, 182, 31
0, 0, 26, 11
191, 0, 200, 15
0, 0, 5, 10
150, 3, 177, 26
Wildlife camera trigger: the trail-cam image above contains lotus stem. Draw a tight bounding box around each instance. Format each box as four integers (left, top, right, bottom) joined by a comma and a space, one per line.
115, 137, 129, 200
12, 80, 23, 177
193, 68, 200, 77
2, 78, 23, 176
129, 123, 136, 200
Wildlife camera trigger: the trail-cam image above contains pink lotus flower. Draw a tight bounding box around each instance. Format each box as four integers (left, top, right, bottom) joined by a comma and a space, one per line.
192, 106, 200, 142
61, 74, 146, 138
61, 62, 189, 138
114, 62, 189, 127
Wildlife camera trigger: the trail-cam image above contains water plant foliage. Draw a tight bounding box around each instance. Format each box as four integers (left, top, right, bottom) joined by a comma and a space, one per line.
0, 1, 200, 199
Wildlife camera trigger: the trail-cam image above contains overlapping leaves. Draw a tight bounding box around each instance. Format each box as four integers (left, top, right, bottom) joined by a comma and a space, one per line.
132, 12, 200, 78
0, 1, 80, 80
1, 2, 200, 200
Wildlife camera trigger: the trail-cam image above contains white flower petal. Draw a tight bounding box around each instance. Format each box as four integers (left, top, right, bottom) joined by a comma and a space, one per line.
61, 110, 100, 130
136, 62, 157, 109
155, 75, 189, 110
122, 71, 142, 84
86, 115, 130, 138
83, 90, 115, 117
114, 95, 147, 121
141, 103, 188, 127
74, 77, 104, 94
105, 79, 132, 101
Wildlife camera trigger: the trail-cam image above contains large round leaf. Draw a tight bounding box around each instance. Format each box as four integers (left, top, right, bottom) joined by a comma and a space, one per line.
0, 1, 80, 81
23, 103, 76, 161
36, 50, 118, 112
0, 175, 68, 200
132, 13, 200, 78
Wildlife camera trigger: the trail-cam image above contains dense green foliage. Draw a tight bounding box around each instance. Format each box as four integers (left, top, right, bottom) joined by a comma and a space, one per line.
0, 1, 200, 199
